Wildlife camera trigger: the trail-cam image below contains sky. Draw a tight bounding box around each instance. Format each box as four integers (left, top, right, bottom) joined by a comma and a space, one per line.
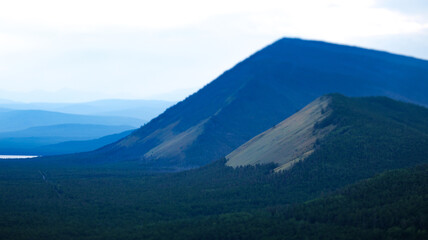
0, 0, 427, 102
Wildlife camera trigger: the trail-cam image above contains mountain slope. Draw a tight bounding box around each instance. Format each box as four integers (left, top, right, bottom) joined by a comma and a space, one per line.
68, 38, 428, 168
228, 94, 428, 179
226, 95, 334, 171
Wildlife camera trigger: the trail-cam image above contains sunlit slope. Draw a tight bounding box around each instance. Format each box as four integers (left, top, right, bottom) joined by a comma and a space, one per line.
226, 95, 334, 171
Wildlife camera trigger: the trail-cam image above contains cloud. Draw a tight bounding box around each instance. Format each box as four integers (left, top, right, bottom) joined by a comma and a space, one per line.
376, 0, 428, 18
0, 0, 427, 102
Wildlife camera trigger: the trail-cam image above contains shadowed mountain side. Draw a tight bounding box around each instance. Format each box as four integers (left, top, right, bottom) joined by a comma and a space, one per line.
56, 38, 428, 169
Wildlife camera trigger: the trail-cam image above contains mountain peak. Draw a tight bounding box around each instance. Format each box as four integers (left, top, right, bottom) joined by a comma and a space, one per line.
62, 38, 428, 170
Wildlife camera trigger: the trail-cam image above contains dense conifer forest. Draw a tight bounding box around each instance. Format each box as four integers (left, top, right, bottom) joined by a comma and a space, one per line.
138, 164, 428, 240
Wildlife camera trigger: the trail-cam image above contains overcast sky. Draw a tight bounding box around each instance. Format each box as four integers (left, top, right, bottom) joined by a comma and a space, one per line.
1, 0, 427, 102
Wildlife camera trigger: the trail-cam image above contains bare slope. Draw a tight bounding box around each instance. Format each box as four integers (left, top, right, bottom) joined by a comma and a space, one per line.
226, 96, 334, 171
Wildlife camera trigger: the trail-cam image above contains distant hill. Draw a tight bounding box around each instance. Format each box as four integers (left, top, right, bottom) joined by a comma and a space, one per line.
0, 125, 135, 155
0, 124, 134, 139
0, 109, 143, 132
35, 129, 134, 155
0, 99, 174, 121
66, 37, 428, 169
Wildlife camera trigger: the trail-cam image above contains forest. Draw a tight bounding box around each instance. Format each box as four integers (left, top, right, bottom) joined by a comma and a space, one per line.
0, 95, 428, 239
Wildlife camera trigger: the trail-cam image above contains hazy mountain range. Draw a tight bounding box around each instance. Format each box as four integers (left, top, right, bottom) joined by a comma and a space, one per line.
0, 99, 174, 121
0, 99, 174, 155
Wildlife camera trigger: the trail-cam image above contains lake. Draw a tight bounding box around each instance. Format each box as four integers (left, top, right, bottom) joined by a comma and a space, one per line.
0, 155, 39, 159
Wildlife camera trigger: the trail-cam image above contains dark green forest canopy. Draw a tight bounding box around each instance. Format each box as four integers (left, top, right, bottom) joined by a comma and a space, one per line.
140, 164, 428, 240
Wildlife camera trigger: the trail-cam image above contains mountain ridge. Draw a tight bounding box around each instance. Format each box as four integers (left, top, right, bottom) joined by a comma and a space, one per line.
226, 95, 334, 171
226, 93, 428, 172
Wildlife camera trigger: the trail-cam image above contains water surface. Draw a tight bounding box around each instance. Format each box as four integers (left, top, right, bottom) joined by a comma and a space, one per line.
0, 155, 39, 159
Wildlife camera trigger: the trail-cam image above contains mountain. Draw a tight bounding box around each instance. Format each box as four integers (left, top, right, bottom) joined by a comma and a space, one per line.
0, 109, 142, 132
228, 94, 428, 182
45, 99, 174, 120
35, 130, 135, 155
0, 124, 134, 139
0, 99, 174, 121
0, 125, 135, 155
66, 38, 428, 169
